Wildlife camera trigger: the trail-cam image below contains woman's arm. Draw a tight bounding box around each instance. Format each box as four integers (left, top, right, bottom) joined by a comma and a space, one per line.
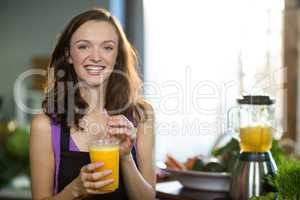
120, 102, 156, 200
30, 114, 114, 200
30, 113, 75, 200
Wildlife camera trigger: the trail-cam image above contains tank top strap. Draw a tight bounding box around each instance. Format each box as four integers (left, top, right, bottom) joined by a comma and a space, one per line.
60, 124, 70, 153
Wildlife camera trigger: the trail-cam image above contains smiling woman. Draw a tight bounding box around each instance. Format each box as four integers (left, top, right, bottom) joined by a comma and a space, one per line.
30, 8, 156, 200
68, 21, 118, 87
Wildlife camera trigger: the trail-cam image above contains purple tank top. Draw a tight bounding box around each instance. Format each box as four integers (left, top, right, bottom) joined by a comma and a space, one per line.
51, 122, 79, 194
50, 111, 137, 194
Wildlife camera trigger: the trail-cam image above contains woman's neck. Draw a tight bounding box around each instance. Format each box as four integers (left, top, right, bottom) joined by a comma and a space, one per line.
80, 84, 106, 114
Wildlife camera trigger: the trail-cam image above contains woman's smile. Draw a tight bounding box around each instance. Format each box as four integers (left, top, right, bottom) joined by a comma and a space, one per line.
84, 64, 106, 76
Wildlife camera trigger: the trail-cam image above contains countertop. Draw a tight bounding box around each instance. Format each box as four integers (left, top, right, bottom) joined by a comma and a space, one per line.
156, 181, 230, 200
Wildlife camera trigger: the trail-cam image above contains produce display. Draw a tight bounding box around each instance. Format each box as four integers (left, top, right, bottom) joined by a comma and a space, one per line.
164, 137, 300, 200
165, 137, 284, 174
165, 138, 240, 173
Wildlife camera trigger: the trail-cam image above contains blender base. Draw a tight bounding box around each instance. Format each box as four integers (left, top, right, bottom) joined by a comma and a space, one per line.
229, 151, 277, 200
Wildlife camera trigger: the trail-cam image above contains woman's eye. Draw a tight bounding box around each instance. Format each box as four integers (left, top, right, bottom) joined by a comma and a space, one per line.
78, 45, 88, 50
104, 46, 113, 51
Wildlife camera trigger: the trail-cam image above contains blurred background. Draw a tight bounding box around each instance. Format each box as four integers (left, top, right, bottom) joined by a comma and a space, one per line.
0, 0, 300, 199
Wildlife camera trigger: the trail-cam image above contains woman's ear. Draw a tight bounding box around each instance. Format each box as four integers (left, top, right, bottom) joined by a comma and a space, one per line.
65, 49, 73, 64
68, 57, 73, 64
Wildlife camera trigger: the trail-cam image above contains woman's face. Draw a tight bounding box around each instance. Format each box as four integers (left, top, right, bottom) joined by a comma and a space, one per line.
69, 20, 119, 87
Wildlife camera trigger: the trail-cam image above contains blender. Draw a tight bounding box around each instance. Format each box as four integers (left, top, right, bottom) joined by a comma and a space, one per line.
229, 95, 277, 200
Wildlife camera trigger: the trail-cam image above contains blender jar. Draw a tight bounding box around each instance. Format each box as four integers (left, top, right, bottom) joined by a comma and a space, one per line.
238, 95, 275, 152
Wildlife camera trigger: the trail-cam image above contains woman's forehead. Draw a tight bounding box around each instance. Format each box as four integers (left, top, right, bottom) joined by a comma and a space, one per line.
71, 20, 119, 44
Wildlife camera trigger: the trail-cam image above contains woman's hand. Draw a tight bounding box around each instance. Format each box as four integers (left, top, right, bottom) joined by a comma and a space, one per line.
106, 115, 137, 158
72, 162, 114, 198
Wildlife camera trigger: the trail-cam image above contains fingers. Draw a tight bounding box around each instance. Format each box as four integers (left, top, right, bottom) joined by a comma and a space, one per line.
86, 189, 113, 194
108, 127, 131, 136
79, 163, 115, 194
83, 178, 114, 189
108, 126, 137, 141
81, 162, 103, 173
80, 178, 115, 195
107, 115, 134, 129
107, 115, 137, 140
81, 170, 112, 182
80, 163, 112, 183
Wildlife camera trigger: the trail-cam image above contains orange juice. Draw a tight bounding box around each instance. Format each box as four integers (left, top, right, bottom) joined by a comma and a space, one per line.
240, 126, 272, 152
89, 144, 119, 192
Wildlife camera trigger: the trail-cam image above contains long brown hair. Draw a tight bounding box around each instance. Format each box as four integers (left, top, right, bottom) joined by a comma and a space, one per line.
42, 8, 145, 128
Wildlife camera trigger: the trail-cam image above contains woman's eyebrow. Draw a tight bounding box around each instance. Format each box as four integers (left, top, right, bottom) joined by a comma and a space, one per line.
73, 39, 117, 45
102, 40, 118, 45
73, 39, 91, 44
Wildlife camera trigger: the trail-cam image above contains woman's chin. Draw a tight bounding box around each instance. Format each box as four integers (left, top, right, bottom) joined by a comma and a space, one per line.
84, 78, 107, 88
77, 74, 109, 88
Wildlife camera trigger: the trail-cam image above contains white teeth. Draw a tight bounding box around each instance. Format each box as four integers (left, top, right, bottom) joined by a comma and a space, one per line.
85, 65, 105, 71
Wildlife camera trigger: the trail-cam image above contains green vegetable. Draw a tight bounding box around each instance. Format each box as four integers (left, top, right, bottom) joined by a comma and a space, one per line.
5, 128, 29, 160
0, 123, 30, 188
212, 137, 240, 157
212, 138, 240, 172
275, 157, 300, 200
0, 150, 24, 187
252, 157, 300, 200
270, 139, 284, 166
202, 162, 225, 172
191, 159, 204, 171
249, 192, 276, 200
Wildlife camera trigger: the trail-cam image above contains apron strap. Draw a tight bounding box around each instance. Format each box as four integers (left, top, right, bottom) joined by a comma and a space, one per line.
60, 125, 70, 153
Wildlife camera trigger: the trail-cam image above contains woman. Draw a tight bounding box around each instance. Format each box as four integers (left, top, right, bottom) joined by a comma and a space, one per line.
30, 8, 156, 200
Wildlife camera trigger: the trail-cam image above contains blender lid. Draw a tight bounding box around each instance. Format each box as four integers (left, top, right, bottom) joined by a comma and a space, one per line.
237, 95, 275, 105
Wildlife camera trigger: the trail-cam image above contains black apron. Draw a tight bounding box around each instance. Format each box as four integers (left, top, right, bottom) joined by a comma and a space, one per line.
57, 125, 137, 200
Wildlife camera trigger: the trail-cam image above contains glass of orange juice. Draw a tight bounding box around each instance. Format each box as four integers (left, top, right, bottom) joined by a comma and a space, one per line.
89, 138, 120, 192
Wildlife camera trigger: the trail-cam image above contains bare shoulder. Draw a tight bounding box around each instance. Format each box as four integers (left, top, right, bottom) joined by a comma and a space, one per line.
140, 99, 154, 112
30, 113, 52, 139
31, 113, 51, 129
30, 114, 54, 166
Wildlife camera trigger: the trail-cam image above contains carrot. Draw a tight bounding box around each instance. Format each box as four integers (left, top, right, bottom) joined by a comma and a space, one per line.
185, 157, 197, 170
165, 159, 181, 170
165, 154, 186, 170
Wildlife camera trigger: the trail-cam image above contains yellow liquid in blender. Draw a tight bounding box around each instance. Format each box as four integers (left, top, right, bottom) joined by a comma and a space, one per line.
240, 126, 272, 152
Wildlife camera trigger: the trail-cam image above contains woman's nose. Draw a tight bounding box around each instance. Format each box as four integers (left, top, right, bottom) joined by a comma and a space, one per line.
89, 48, 102, 63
